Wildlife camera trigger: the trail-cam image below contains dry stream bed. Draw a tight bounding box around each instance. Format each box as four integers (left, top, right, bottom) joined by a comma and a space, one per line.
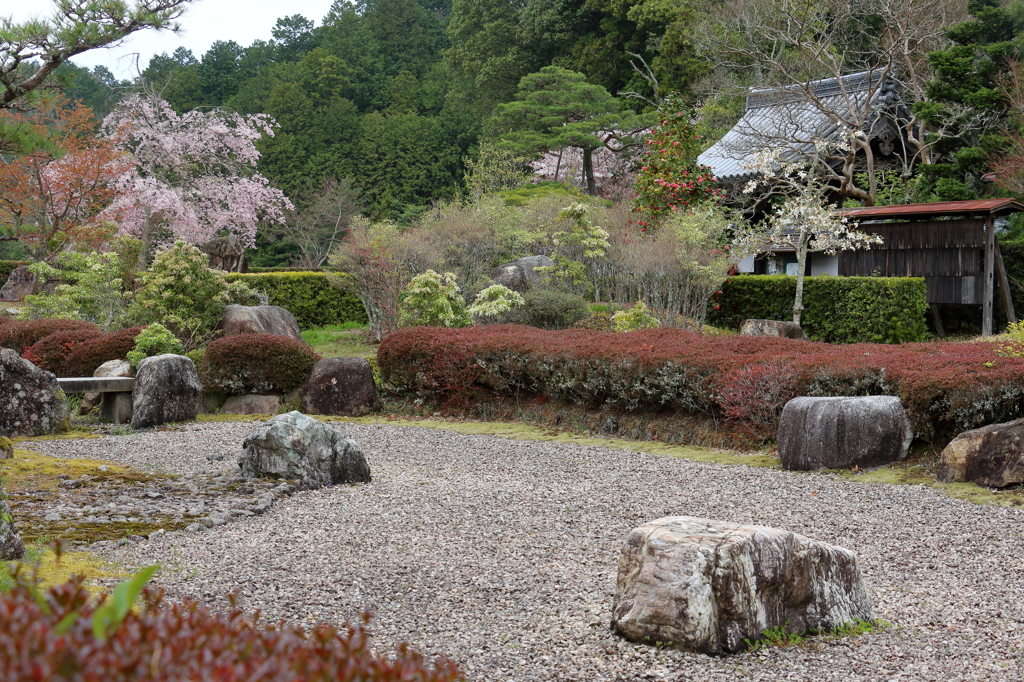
4, 416, 1023, 681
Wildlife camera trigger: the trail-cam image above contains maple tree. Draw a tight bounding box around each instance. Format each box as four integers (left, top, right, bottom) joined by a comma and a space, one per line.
0, 98, 131, 260
100, 92, 292, 262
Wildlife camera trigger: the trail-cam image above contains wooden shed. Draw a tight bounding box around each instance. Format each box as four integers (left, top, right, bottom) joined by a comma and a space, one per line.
839, 199, 1024, 337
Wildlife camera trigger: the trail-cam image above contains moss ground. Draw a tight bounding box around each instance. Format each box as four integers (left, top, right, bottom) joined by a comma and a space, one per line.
301, 323, 377, 359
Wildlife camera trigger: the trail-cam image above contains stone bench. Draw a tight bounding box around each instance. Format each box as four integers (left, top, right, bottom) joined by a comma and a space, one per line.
57, 377, 134, 424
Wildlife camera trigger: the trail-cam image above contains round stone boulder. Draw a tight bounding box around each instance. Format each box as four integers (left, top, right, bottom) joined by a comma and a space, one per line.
239, 411, 370, 489
611, 516, 873, 654
299, 357, 380, 416
740, 319, 808, 340
80, 359, 133, 414
0, 349, 69, 437
218, 304, 303, 343
937, 418, 1024, 488
777, 396, 913, 470
131, 354, 202, 429
490, 255, 554, 293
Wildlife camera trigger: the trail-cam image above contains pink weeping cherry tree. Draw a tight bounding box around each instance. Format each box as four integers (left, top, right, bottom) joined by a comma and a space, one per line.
100, 92, 292, 264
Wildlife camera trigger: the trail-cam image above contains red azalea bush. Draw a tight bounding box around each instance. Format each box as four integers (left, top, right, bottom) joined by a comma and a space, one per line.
201, 333, 321, 395
379, 325, 1024, 444
0, 319, 101, 354
0, 571, 461, 682
61, 326, 146, 377
22, 328, 105, 376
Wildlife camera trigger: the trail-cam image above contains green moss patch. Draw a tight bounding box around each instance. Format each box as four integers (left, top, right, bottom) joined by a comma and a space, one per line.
1, 448, 164, 491
0, 546, 126, 593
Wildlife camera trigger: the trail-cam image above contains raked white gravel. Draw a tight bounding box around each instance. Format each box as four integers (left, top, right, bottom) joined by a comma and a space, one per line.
32, 420, 1024, 681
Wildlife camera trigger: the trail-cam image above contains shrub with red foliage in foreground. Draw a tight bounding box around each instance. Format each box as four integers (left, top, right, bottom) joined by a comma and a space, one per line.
0, 569, 462, 682
378, 325, 1024, 443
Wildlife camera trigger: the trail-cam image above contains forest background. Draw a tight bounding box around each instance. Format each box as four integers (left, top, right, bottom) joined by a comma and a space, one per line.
7, 0, 1024, 268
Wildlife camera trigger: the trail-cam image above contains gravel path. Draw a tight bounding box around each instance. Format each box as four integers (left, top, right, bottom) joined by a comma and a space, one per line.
31, 421, 1024, 681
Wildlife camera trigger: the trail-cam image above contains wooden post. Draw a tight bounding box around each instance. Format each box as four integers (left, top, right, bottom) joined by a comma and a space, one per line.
995, 240, 1017, 325
930, 304, 945, 339
983, 214, 996, 336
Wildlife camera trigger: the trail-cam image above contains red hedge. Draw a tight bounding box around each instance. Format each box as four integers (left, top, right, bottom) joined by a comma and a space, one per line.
0, 571, 461, 682
201, 333, 321, 395
62, 326, 145, 377
0, 319, 101, 354
378, 325, 1024, 443
22, 328, 105, 377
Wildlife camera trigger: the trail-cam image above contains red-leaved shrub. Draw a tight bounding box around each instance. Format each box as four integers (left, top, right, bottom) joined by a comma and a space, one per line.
379, 326, 1024, 444
22, 328, 105, 376
0, 319, 101, 354
201, 333, 321, 395
61, 326, 146, 377
0, 316, 13, 327
0, 570, 461, 682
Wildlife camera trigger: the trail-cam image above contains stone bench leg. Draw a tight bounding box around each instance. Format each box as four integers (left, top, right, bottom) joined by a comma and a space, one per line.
99, 392, 133, 424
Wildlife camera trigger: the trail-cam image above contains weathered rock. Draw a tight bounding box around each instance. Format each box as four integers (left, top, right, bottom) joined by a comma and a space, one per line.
239, 411, 370, 489
0, 349, 69, 437
299, 357, 380, 416
218, 304, 303, 343
221, 394, 281, 415
0, 266, 35, 302
611, 516, 873, 654
0, 436, 12, 460
777, 396, 913, 470
740, 319, 808, 340
937, 418, 1024, 487
131, 354, 202, 429
490, 255, 554, 293
80, 359, 133, 414
201, 235, 248, 272
0, 498, 25, 560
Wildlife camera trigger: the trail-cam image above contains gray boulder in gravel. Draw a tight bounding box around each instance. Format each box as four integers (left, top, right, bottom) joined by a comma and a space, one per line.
491, 255, 554, 293
299, 357, 380, 416
0, 497, 24, 560
239, 411, 370, 489
0, 349, 69, 437
777, 396, 913, 470
131, 354, 202, 429
740, 319, 808, 340
218, 304, 303, 343
937, 418, 1024, 487
611, 516, 873, 654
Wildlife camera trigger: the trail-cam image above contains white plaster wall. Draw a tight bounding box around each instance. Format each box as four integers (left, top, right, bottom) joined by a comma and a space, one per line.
810, 254, 839, 276
736, 255, 756, 273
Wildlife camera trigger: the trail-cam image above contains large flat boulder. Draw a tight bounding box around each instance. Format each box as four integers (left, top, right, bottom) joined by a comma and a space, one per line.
239, 411, 370, 490
218, 304, 302, 343
777, 396, 913, 470
937, 418, 1024, 487
131, 354, 202, 429
611, 516, 873, 654
299, 357, 380, 416
0, 349, 69, 437
740, 319, 808, 340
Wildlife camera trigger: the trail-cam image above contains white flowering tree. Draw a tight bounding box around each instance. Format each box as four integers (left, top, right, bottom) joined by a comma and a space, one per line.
735, 146, 882, 325
100, 92, 292, 265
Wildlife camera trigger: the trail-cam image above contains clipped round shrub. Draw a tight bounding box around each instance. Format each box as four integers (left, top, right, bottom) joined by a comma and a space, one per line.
0, 319, 101, 354
572, 312, 612, 331
63, 326, 144, 377
201, 333, 321, 395
508, 289, 590, 330
612, 301, 661, 332
126, 323, 185, 368
22, 328, 105, 376
0, 315, 13, 327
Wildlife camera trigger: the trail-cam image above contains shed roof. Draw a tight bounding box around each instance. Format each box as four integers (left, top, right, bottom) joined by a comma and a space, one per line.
697, 71, 895, 181
839, 199, 1024, 220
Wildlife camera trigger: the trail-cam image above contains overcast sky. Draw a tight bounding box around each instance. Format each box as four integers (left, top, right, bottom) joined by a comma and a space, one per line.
10, 0, 337, 79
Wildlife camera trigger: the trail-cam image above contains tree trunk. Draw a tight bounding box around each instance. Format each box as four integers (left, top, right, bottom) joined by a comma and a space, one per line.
554, 149, 563, 182
583, 147, 597, 196
138, 207, 153, 271
792, 232, 809, 326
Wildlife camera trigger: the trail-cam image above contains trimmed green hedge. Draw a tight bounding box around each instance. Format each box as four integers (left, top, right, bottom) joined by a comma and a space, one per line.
707, 275, 929, 343
223, 272, 367, 328
0, 260, 30, 283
